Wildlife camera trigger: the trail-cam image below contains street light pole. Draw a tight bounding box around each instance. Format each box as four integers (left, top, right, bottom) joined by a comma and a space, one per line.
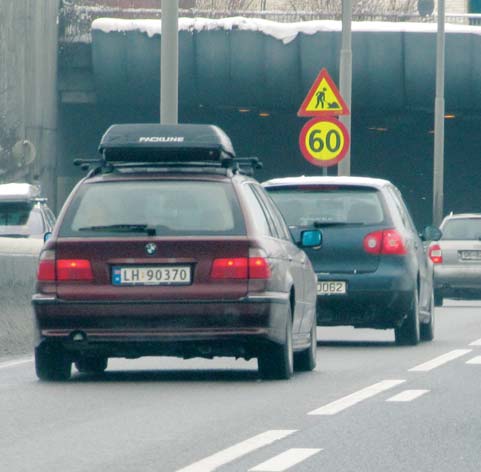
433, 0, 445, 226
338, 0, 352, 176
160, 0, 179, 124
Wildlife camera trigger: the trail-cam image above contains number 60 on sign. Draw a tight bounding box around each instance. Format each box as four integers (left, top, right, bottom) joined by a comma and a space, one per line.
299, 117, 350, 167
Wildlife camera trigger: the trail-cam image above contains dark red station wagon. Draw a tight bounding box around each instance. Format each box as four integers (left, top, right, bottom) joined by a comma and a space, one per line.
32, 124, 320, 381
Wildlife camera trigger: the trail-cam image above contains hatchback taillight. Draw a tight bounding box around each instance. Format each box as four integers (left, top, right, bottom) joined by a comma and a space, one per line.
363, 229, 407, 256
211, 257, 271, 279
429, 244, 443, 264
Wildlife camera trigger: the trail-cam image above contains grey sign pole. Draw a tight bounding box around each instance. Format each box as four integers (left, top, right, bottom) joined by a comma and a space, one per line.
433, 0, 445, 226
337, 0, 352, 176
160, 0, 179, 124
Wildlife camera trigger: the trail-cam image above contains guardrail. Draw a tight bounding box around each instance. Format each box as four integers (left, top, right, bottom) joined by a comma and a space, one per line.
0, 238, 43, 358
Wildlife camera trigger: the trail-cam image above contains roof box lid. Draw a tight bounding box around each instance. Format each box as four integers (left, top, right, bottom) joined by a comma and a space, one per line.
98, 123, 236, 163
0, 183, 40, 202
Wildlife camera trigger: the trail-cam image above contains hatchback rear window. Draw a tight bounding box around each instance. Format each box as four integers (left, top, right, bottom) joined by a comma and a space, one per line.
441, 218, 481, 240
0, 203, 44, 237
59, 180, 245, 237
266, 186, 385, 226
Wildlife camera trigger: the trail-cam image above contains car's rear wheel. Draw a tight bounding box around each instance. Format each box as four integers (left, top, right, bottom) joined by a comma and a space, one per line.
258, 306, 293, 380
75, 357, 108, 374
35, 344, 72, 381
294, 321, 317, 372
420, 292, 435, 342
395, 288, 420, 346
434, 292, 443, 307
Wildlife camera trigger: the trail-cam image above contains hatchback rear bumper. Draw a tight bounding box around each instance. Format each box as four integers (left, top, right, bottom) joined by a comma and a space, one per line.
32, 293, 289, 359
315, 267, 415, 329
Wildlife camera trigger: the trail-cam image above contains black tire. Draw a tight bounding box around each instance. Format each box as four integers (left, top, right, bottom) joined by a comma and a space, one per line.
258, 306, 293, 380
294, 321, 317, 372
434, 292, 443, 307
395, 288, 420, 346
35, 344, 72, 381
75, 357, 108, 374
420, 292, 435, 342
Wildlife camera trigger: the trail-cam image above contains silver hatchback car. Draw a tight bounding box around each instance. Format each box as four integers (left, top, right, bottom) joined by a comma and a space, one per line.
430, 213, 481, 306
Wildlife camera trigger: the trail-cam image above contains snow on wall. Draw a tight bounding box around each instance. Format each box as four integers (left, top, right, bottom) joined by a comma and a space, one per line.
92, 16, 481, 44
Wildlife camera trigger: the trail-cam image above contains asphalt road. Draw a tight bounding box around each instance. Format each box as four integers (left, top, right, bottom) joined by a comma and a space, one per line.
2, 301, 481, 472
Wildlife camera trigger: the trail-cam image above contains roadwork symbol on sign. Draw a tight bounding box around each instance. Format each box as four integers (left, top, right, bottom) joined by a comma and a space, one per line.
297, 68, 350, 117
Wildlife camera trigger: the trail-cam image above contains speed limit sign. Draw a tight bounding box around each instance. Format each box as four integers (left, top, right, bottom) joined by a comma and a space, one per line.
299, 117, 350, 167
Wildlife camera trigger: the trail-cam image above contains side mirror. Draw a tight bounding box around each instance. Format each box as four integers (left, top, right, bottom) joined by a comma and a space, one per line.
300, 229, 322, 248
421, 226, 442, 242
43, 232, 52, 243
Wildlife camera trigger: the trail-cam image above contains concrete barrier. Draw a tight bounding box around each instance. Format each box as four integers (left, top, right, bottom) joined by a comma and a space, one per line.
0, 238, 43, 358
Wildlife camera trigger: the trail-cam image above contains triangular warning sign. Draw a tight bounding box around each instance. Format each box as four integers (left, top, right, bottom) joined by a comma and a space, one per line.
297, 68, 350, 117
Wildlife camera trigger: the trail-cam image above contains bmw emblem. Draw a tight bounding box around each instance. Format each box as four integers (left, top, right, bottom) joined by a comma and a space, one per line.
145, 242, 157, 256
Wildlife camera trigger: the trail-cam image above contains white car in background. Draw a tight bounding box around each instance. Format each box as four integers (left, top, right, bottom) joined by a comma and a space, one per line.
430, 213, 481, 306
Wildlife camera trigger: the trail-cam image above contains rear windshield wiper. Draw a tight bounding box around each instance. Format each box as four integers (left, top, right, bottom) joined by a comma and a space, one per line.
312, 221, 366, 228
78, 224, 157, 236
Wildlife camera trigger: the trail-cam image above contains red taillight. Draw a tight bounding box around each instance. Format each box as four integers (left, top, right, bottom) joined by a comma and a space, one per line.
211, 257, 271, 279
56, 259, 94, 281
429, 244, 443, 264
381, 229, 407, 255
363, 229, 407, 256
37, 250, 56, 281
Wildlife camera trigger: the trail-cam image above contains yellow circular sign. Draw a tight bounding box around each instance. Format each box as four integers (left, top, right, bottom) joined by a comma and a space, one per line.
299, 118, 350, 167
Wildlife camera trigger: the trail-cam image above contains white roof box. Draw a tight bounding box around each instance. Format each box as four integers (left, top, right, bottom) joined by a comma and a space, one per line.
0, 183, 41, 202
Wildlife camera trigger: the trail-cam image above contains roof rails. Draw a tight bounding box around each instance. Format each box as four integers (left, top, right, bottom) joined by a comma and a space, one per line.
74, 123, 263, 177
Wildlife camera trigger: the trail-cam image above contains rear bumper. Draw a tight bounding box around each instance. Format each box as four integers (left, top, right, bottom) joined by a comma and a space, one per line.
315, 266, 415, 328
32, 293, 289, 358
434, 265, 481, 298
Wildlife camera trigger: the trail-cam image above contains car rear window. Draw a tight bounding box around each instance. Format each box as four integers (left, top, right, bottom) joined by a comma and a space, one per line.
266, 185, 385, 226
59, 180, 246, 237
0, 202, 43, 237
441, 218, 481, 240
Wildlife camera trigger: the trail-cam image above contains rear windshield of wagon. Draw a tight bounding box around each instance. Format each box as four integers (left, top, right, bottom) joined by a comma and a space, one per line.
266, 185, 385, 227
59, 180, 246, 237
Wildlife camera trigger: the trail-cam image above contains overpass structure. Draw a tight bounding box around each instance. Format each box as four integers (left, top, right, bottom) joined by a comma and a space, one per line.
57, 16, 481, 226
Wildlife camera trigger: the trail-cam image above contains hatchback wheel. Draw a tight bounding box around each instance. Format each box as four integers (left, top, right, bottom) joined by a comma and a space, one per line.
258, 307, 293, 380
75, 357, 108, 374
294, 321, 317, 372
395, 289, 420, 346
434, 292, 443, 307
420, 292, 435, 342
35, 345, 71, 381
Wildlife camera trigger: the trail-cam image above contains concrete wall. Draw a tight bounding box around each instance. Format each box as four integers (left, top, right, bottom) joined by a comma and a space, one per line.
0, 0, 60, 209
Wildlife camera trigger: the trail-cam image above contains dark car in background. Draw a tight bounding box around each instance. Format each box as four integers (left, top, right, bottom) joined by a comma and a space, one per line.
430, 213, 481, 306
263, 176, 437, 345
32, 124, 320, 381
0, 183, 55, 238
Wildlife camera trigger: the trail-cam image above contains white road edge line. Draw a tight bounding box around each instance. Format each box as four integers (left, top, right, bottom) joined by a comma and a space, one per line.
409, 349, 472, 372
0, 357, 34, 370
386, 389, 429, 402
175, 430, 297, 472
308, 379, 406, 416
249, 448, 322, 472
466, 356, 481, 364
469, 338, 481, 346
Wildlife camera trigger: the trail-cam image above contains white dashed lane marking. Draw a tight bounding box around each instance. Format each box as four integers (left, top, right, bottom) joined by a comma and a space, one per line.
469, 338, 481, 346
308, 379, 406, 416
466, 356, 481, 364
386, 389, 429, 402
0, 357, 33, 370
249, 448, 322, 471
409, 349, 472, 372
175, 430, 297, 472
